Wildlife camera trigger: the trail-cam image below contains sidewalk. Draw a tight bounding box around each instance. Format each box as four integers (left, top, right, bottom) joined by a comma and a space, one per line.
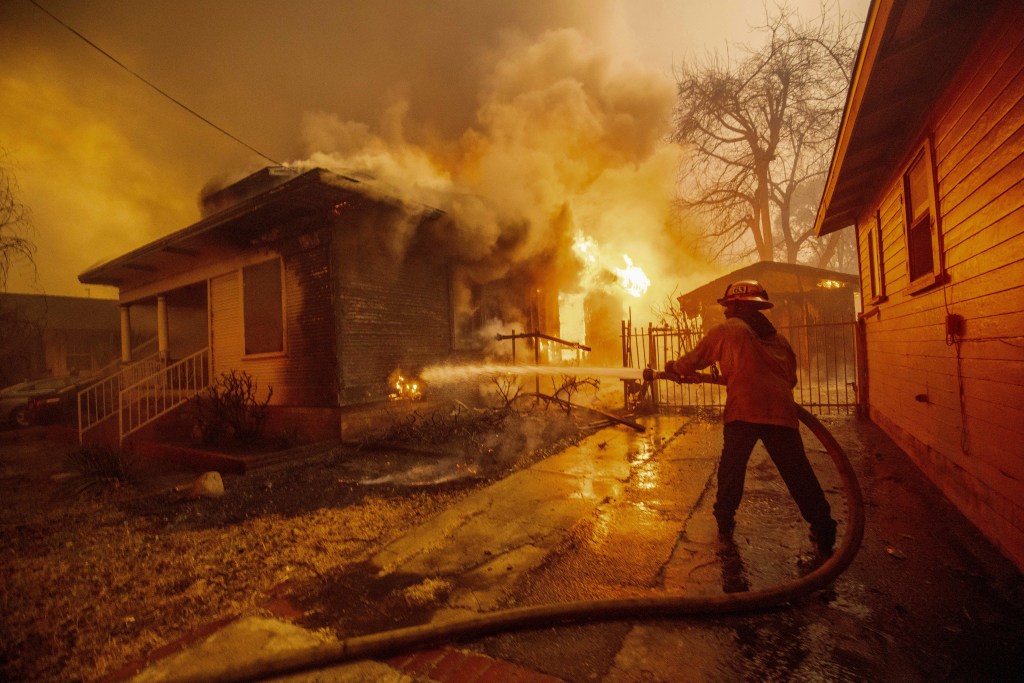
121, 413, 1024, 682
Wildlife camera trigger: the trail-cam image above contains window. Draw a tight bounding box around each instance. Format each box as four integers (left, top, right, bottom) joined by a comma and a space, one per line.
242, 258, 284, 355
867, 210, 886, 303
902, 141, 943, 292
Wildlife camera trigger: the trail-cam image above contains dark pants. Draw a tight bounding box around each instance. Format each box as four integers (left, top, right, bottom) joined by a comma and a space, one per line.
714, 420, 835, 536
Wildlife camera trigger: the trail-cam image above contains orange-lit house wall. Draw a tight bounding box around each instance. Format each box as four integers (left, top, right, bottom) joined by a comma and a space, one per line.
855, 9, 1024, 570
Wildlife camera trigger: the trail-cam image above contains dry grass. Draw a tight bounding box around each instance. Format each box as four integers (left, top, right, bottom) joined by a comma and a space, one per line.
0, 430, 473, 682
0, 404, 590, 682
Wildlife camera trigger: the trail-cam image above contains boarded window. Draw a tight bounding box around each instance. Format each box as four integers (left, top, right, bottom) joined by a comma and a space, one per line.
243, 259, 284, 355
902, 142, 942, 291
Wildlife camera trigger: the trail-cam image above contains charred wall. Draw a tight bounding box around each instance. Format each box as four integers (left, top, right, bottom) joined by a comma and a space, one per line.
208, 226, 337, 408
331, 205, 452, 404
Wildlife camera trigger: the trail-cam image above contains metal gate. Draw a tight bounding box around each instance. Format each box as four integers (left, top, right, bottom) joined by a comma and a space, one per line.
621, 314, 860, 415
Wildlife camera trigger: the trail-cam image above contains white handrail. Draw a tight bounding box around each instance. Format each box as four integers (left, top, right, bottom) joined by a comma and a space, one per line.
77, 349, 162, 443
119, 348, 210, 442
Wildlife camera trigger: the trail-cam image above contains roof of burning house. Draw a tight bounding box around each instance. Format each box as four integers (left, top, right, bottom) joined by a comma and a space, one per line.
814, 0, 1000, 236
78, 167, 444, 290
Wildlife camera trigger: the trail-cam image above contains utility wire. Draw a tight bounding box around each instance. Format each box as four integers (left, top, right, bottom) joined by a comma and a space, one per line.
28, 0, 283, 166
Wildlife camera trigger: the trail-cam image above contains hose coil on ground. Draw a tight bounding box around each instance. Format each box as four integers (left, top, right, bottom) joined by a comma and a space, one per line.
182, 406, 865, 683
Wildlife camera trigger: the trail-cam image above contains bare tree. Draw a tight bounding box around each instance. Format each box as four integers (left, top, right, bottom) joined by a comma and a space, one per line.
1, 150, 36, 291
672, 2, 859, 269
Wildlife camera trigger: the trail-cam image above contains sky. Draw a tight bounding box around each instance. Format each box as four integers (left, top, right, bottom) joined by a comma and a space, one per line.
0, 0, 870, 326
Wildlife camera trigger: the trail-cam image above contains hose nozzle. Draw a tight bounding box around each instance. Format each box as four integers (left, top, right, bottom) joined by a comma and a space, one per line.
641, 362, 711, 384
642, 364, 686, 383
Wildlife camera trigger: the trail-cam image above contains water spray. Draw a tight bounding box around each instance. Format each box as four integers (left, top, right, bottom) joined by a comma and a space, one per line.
420, 363, 644, 384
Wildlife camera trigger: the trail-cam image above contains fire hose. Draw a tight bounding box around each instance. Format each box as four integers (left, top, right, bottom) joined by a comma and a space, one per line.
180, 370, 865, 683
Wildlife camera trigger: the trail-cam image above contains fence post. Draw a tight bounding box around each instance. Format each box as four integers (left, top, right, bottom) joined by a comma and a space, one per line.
533, 331, 540, 395
648, 323, 659, 408
855, 316, 869, 417
621, 320, 628, 405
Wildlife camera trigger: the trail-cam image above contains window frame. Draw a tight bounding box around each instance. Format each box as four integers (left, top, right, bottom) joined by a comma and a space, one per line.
240, 257, 286, 358
901, 139, 944, 294
867, 209, 887, 305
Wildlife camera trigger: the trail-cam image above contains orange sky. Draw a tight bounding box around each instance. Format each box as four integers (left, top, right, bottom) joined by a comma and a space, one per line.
0, 0, 869, 310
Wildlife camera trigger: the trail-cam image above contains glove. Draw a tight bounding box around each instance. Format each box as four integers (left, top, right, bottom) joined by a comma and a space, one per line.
667, 360, 703, 384
662, 360, 683, 383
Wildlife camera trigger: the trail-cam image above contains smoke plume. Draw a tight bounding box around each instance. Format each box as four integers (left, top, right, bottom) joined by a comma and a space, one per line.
293, 28, 712, 339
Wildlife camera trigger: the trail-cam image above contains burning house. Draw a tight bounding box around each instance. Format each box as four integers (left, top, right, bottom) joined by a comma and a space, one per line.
75, 163, 658, 447
78, 166, 460, 443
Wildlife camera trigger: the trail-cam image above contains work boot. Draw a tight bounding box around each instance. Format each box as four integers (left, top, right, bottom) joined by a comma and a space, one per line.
810, 522, 837, 557
716, 515, 736, 538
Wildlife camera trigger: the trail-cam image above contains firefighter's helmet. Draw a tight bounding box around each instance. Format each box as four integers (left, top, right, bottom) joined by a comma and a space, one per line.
717, 280, 774, 309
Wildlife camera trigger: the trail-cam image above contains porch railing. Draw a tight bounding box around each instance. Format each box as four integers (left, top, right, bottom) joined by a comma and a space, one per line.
119, 347, 210, 442
77, 347, 162, 443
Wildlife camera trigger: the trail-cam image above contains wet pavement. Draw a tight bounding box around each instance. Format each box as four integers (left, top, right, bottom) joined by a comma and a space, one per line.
129, 413, 1024, 682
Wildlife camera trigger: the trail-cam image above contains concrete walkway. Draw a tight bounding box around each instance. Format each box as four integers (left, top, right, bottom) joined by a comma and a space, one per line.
126, 413, 1024, 682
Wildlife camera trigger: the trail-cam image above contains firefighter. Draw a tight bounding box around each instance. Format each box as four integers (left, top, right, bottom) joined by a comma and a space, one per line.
670, 280, 837, 556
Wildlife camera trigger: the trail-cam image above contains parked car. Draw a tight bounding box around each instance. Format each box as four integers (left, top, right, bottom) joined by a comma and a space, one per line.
0, 376, 87, 428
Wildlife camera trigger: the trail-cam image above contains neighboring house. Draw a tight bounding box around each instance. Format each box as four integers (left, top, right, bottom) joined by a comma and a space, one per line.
0, 292, 124, 386
815, 0, 1024, 570
673, 261, 860, 413
675, 261, 859, 333
79, 167, 454, 442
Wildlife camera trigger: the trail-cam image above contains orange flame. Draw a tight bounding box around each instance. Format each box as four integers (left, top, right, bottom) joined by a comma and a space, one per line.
571, 231, 650, 298
388, 370, 422, 400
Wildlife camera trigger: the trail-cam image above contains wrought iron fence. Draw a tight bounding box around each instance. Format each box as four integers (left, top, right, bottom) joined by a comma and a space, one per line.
77, 345, 161, 443
621, 314, 859, 416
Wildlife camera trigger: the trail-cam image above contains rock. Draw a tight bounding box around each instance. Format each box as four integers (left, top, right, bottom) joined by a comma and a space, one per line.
188, 471, 225, 499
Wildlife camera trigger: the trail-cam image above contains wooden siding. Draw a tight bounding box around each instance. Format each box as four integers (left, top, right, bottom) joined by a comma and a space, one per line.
209, 270, 241, 383
856, 5, 1024, 570
331, 206, 452, 404
208, 237, 337, 408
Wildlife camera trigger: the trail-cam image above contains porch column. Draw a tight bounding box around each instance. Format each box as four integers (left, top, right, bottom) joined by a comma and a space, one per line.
119, 305, 132, 363
157, 295, 170, 363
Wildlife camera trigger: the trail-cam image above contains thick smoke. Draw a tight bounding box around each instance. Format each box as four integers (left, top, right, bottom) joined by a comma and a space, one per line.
293, 27, 712, 339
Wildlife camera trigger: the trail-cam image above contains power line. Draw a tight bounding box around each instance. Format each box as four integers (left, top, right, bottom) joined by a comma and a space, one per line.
28, 0, 283, 166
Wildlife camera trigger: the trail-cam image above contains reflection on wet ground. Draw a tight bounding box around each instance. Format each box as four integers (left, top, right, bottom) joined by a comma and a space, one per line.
287, 412, 1024, 682
352, 456, 482, 487
716, 536, 751, 594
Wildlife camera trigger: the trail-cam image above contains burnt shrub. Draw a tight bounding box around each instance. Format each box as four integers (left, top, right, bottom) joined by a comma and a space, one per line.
64, 443, 137, 494
189, 370, 273, 445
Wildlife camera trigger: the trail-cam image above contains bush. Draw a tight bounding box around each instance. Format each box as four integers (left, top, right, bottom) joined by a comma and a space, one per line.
65, 443, 136, 493
189, 370, 272, 445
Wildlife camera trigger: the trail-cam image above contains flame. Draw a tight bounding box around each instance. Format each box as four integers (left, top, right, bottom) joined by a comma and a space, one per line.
571, 230, 650, 298
613, 255, 650, 298
571, 232, 599, 268
388, 370, 422, 401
